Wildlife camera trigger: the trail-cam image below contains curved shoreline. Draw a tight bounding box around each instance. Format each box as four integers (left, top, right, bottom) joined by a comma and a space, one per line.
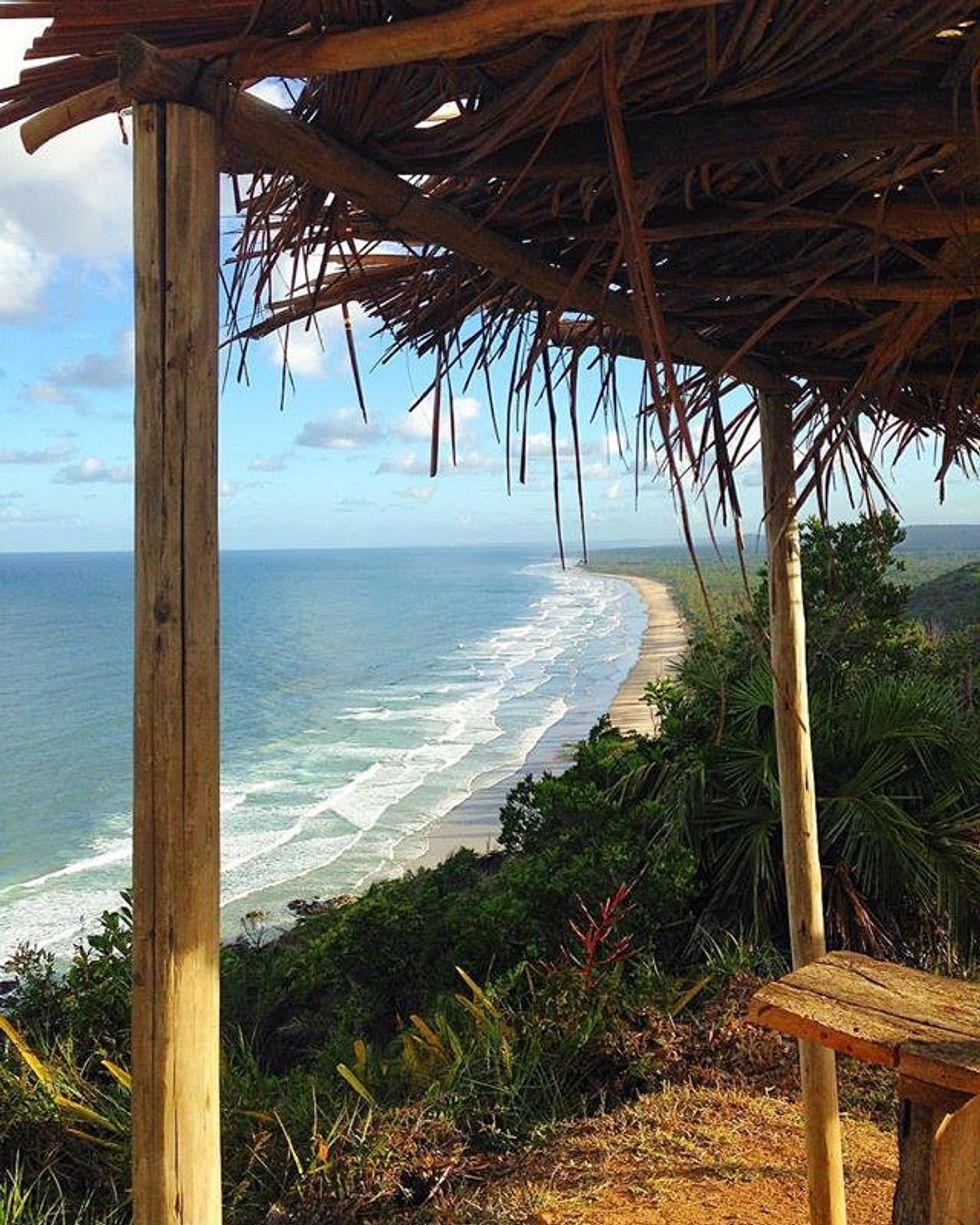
3, 567, 690, 953
597, 573, 688, 736
409, 570, 687, 868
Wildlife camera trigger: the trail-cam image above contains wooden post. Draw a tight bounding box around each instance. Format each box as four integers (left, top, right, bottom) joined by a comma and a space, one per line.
132, 101, 221, 1225
758, 392, 847, 1225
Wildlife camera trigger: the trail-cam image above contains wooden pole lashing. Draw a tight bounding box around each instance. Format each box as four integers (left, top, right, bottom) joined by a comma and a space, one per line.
758, 391, 848, 1225
132, 100, 221, 1225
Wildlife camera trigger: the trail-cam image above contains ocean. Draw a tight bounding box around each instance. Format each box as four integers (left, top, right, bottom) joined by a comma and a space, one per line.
0, 547, 645, 961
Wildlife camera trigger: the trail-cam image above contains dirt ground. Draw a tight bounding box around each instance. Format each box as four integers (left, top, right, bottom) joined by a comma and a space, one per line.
448, 1087, 897, 1224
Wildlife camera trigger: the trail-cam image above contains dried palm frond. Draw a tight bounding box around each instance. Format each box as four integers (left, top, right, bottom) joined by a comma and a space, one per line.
2, 1, 980, 545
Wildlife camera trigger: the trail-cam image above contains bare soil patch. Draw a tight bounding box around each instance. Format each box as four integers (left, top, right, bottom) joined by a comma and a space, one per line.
443, 1087, 896, 1224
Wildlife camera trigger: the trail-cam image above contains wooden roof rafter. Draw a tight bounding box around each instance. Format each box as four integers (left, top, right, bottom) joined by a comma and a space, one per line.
117, 35, 788, 395
221, 0, 737, 81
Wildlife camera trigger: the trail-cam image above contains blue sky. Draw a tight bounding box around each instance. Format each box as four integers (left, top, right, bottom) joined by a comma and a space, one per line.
1, 21, 975, 554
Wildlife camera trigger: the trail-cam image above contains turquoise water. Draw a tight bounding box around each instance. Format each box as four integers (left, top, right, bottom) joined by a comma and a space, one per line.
0, 548, 644, 958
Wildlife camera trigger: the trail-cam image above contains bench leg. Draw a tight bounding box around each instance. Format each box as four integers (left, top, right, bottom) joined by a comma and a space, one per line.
893, 1095, 980, 1225
893, 1099, 941, 1225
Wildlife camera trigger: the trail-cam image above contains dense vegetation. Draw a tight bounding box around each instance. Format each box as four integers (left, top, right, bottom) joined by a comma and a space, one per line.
908, 561, 980, 631
2, 516, 979, 1223
591, 519, 980, 632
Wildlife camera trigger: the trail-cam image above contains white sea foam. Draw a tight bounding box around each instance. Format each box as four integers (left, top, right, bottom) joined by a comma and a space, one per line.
10, 842, 131, 892
0, 563, 644, 960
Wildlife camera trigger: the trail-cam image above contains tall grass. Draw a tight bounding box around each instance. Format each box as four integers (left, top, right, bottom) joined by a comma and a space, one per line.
0, 1166, 125, 1225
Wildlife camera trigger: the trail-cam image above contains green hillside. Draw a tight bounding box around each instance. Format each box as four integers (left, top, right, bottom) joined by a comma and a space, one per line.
908, 561, 980, 630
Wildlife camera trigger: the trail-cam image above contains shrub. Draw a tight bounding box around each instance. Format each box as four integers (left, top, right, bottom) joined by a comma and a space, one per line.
3, 895, 132, 1060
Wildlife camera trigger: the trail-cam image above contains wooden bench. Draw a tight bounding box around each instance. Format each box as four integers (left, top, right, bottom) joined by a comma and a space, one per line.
749, 951, 980, 1225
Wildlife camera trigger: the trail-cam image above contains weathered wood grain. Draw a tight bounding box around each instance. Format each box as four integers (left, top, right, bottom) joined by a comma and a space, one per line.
132, 100, 221, 1225
117, 36, 788, 394
893, 1099, 940, 1225
224, 0, 733, 80
750, 952, 980, 1095
788, 953, 980, 1038
396, 93, 980, 178
749, 980, 916, 1067
896, 1075, 972, 1115
931, 1094, 980, 1224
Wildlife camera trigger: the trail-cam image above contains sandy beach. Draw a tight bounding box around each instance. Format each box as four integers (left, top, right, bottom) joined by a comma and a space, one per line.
600, 573, 688, 736
412, 571, 687, 868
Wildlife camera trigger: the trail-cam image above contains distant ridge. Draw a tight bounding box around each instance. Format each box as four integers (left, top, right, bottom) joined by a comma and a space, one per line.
899, 524, 980, 554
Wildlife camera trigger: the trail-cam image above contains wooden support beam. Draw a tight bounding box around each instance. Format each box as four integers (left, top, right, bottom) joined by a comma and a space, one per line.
222, 0, 733, 80
396, 92, 978, 179
554, 324, 980, 388
116, 37, 787, 394
20, 79, 126, 154
423, 196, 980, 254
758, 392, 847, 1225
132, 100, 221, 1225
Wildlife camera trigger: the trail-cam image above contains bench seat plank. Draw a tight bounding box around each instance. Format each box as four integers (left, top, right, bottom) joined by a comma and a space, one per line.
749, 981, 935, 1068
748, 952, 980, 1095
810, 952, 980, 1032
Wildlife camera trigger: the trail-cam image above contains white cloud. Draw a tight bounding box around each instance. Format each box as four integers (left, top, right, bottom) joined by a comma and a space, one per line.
453, 395, 480, 421
524, 431, 585, 462
391, 394, 480, 441
25, 330, 135, 407
0, 217, 54, 319
0, 505, 77, 527
450, 447, 502, 474
1, 23, 131, 260
51, 330, 134, 390
296, 409, 380, 450
376, 449, 426, 475
0, 22, 131, 328
334, 495, 373, 513
54, 457, 133, 485
0, 117, 131, 262
23, 380, 86, 410
266, 327, 327, 378
248, 454, 289, 472
604, 479, 625, 502
401, 485, 433, 502
392, 408, 435, 441
261, 284, 371, 380
0, 441, 76, 464
219, 481, 239, 499
376, 442, 500, 477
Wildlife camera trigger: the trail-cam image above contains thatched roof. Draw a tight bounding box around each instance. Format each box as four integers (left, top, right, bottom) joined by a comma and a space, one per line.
3, 1, 980, 541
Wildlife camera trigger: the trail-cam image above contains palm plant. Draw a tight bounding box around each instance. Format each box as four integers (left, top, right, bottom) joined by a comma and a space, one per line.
647, 661, 980, 959
814, 675, 980, 955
